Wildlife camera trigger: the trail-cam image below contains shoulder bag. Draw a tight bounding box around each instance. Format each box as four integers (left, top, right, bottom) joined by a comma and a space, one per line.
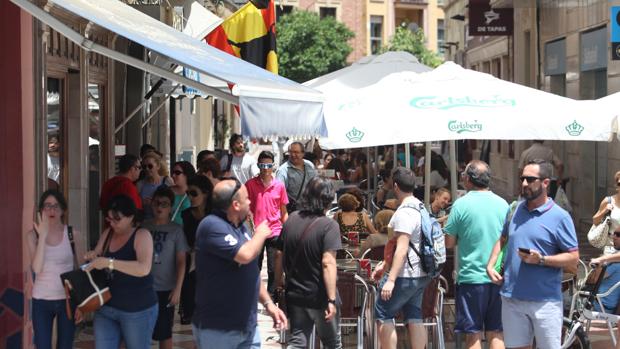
60, 228, 112, 319
588, 197, 613, 249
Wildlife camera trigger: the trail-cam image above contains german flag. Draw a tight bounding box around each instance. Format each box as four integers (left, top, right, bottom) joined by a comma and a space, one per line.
205, 0, 278, 74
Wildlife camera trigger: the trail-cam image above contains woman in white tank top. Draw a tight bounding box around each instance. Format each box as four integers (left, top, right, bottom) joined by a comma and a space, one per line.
593, 171, 620, 231
26, 190, 82, 349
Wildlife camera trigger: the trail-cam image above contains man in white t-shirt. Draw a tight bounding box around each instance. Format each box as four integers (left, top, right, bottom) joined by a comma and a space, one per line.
220, 134, 259, 184
375, 166, 432, 349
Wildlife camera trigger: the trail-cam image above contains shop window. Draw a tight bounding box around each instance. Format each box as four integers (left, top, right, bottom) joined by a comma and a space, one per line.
47, 78, 64, 191
370, 16, 383, 54
437, 19, 445, 53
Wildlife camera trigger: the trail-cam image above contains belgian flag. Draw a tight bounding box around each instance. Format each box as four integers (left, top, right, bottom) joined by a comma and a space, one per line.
205, 0, 278, 74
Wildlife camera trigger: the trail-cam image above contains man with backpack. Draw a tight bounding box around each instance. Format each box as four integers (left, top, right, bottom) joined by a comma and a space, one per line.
220, 134, 258, 184
375, 167, 435, 349
444, 160, 508, 349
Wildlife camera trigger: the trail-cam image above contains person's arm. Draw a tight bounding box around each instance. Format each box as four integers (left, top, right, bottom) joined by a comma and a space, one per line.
592, 252, 620, 265
363, 213, 378, 235
443, 207, 458, 249
259, 278, 287, 329
86, 228, 153, 276
274, 249, 284, 289
280, 204, 288, 224
593, 197, 613, 225
169, 250, 186, 306
322, 250, 338, 321
444, 234, 457, 249
234, 221, 271, 264
486, 235, 507, 285
376, 188, 385, 205
520, 249, 579, 270
381, 232, 410, 301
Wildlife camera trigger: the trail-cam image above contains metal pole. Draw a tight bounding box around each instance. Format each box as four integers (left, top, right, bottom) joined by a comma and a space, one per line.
424, 142, 431, 206
449, 140, 458, 200
141, 83, 181, 128
405, 143, 411, 169
366, 147, 371, 212
393, 144, 397, 168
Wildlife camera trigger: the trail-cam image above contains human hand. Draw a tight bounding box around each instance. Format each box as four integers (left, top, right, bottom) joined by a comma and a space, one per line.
381, 279, 395, 301
84, 257, 107, 271
74, 309, 83, 324
83, 250, 98, 261
371, 261, 385, 281
325, 302, 337, 321
168, 287, 181, 306
33, 212, 49, 238
255, 221, 272, 239
486, 266, 503, 285
590, 257, 604, 268
266, 303, 287, 330
518, 249, 542, 265
607, 203, 614, 213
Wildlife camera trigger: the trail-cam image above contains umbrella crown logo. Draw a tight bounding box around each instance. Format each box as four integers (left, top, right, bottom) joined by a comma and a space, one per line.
410, 96, 516, 110
565, 120, 584, 136
448, 120, 483, 133
346, 128, 364, 143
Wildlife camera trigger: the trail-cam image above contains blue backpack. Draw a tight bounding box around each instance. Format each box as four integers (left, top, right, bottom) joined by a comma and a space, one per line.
402, 201, 446, 277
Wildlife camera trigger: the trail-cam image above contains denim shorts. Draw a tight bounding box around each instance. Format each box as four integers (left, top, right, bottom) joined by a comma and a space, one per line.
501, 296, 562, 349
192, 325, 260, 349
455, 283, 502, 333
375, 274, 431, 324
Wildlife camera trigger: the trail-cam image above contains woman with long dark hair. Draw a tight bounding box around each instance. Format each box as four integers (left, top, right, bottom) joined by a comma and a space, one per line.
170, 161, 196, 226
27, 190, 81, 349
84, 195, 157, 349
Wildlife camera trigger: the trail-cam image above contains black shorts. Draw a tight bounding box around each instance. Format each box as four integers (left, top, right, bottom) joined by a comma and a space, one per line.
153, 290, 175, 341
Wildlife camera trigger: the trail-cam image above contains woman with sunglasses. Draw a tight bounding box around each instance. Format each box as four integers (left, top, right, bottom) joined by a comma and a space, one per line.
84, 195, 157, 349
137, 152, 173, 220
179, 175, 213, 324
27, 190, 82, 349
593, 171, 620, 252
170, 161, 196, 226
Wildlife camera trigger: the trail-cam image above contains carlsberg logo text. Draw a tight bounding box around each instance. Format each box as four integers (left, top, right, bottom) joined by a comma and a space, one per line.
410, 95, 516, 110
448, 120, 483, 133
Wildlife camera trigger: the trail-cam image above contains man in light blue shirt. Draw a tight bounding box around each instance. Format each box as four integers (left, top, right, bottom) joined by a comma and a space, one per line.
444, 160, 508, 349
275, 142, 316, 213
487, 159, 579, 349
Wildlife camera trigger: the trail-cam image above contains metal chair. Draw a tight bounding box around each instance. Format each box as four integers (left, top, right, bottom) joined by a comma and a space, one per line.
336, 249, 355, 260
337, 271, 371, 349
421, 276, 447, 349
360, 245, 385, 261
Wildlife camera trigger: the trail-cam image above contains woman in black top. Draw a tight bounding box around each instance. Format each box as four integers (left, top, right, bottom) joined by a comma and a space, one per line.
179, 175, 213, 324
85, 195, 157, 349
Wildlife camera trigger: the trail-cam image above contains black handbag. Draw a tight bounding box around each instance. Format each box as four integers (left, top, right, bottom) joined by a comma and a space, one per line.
59, 228, 112, 319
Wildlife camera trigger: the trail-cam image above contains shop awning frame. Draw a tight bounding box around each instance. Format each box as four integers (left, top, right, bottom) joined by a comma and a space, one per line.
13, 0, 327, 139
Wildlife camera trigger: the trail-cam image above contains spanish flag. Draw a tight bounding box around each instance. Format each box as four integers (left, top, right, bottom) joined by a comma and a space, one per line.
206, 0, 278, 74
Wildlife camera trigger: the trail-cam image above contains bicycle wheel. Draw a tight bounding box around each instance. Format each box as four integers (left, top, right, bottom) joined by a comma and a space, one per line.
562, 319, 591, 349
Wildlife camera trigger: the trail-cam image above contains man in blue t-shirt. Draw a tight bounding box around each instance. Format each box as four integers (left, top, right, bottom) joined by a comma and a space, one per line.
444, 160, 508, 349
487, 159, 579, 349
192, 178, 287, 349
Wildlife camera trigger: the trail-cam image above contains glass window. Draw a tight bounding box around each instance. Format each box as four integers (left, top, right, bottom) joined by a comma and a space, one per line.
47, 78, 63, 191
370, 16, 383, 54
276, 5, 293, 19
88, 83, 103, 248
320, 7, 336, 19
437, 19, 445, 53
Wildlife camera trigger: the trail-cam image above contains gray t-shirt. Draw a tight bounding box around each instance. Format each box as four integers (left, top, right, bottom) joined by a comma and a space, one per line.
143, 221, 189, 291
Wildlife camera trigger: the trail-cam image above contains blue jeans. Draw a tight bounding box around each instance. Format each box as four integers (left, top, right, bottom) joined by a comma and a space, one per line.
32, 298, 75, 349
192, 324, 260, 349
94, 304, 158, 349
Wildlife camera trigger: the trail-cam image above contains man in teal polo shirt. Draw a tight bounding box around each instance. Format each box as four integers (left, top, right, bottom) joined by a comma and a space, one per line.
487, 159, 579, 349
444, 160, 508, 349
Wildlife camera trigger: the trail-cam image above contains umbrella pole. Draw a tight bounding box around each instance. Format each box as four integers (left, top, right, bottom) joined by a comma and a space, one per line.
367, 147, 371, 212
449, 140, 458, 201
405, 143, 411, 169
424, 142, 431, 206
393, 144, 397, 169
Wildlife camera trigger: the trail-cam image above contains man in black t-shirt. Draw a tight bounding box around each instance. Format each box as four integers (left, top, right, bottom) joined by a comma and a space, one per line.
275, 176, 343, 349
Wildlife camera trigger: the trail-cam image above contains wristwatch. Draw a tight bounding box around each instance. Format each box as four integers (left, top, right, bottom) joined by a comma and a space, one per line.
327, 299, 337, 305
538, 255, 545, 266
108, 258, 115, 271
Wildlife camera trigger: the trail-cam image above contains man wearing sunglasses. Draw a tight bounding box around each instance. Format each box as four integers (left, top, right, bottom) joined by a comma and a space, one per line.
246, 151, 289, 301
487, 159, 579, 349
192, 178, 287, 348
99, 154, 143, 212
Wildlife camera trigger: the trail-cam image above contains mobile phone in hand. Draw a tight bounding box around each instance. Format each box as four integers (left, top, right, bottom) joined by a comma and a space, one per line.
518, 247, 531, 254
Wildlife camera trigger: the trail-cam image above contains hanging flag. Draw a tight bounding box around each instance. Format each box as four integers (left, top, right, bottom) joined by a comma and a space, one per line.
205, 0, 278, 74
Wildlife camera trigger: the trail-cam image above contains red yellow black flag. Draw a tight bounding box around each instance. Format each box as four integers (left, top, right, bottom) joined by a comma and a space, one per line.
205, 0, 278, 74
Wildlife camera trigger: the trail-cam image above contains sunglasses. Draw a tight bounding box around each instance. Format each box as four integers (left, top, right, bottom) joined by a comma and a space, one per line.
143, 163, 155, 170
257, 163, 274, 170
152, 200, 171, 208
187, 190, 201, 197
520, 176, 541, 184
172, 170, 184, 176
219, 176, 242, 204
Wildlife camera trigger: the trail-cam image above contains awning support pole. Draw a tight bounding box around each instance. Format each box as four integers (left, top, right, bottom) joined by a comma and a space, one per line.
141, 84, 180, 128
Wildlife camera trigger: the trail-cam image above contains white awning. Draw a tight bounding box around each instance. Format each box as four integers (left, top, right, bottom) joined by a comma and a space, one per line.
13, 0, 326, 139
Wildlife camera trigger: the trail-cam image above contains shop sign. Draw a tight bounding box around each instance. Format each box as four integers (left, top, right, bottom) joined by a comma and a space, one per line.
611, 7, 620, 60
468, 6, 513, 36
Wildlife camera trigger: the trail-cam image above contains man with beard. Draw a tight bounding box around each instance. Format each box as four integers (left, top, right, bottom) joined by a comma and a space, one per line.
220, 134, 259, 183
192, 178, 287, 348
276, 142, 317, 213
487, 159, 578, 349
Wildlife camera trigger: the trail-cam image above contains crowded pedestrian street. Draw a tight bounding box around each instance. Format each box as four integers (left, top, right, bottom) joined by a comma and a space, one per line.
5, 0, 620, 349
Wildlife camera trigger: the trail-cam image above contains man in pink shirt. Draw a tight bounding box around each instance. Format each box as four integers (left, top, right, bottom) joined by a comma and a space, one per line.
246, 150, 289, 299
